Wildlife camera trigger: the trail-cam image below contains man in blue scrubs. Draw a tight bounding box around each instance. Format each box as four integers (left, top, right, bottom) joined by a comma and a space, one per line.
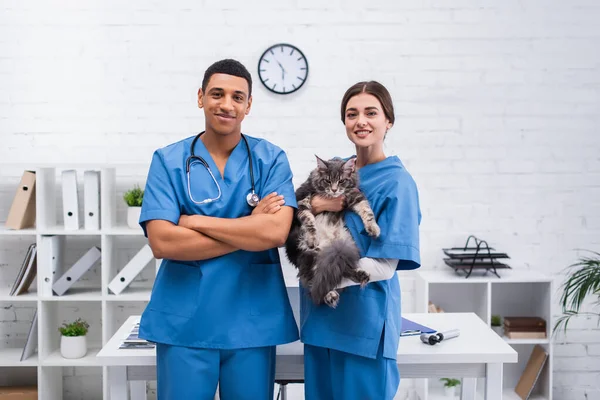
138, 59, 299, 399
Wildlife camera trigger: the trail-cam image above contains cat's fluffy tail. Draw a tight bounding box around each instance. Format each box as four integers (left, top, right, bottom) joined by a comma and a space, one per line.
310, 238, 360, 305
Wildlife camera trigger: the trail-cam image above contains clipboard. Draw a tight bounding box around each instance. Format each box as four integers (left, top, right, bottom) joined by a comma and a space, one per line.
401, 317, 436, 336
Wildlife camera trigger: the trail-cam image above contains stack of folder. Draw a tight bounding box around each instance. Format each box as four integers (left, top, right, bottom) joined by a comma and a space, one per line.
503, 317, 547, 339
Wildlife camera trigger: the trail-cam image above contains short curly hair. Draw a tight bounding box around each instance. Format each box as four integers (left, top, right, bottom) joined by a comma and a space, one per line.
202, 59, 253, 97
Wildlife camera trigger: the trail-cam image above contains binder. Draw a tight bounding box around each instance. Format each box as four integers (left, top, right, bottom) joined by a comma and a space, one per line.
108, 245, 154, 295
52, 246, 101, 296
61, 169, 80, 230
515, 344, 548, 399
12, 244, 37, 296
9, 243, 36, 295
20, 309, 38, 361
400, 317, 436, 336
38, 235, 65, 297
83, 170, 101, 230
5, 170, 36, 230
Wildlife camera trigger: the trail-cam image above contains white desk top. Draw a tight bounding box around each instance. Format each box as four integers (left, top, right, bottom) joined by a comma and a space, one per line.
97, 312, 517, 366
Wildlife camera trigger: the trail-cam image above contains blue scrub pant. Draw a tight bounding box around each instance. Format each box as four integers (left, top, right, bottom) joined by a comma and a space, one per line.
304, 340, 400, 400
156, 343, 276, 400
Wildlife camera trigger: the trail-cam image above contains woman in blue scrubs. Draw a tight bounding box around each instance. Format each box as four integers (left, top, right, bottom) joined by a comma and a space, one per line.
300, 81, 422, 399
138, 59, 299, 400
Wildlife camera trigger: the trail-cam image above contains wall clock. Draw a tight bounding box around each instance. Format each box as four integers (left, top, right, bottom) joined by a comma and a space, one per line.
258, 43, 308, 95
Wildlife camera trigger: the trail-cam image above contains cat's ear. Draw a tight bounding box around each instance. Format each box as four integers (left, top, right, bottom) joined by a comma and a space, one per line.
343, 157, 356, 174
315, 155, 328, 171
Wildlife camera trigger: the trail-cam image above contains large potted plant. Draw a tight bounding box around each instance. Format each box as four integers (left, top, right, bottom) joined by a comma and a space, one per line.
59, 318, 90, 359
554, 250, 600, 333
123, 185, 144, 229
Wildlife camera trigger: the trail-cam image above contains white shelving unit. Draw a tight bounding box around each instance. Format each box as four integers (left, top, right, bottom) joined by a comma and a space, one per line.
1, 165, 159, 400
415, 268, 554, 400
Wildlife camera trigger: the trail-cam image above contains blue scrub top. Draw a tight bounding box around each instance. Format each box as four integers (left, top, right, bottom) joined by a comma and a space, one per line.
300, 156, 421, 360
138, 134, 299, 349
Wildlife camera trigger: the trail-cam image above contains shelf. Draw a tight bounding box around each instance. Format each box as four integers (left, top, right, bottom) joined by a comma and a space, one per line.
39, 227, 102, 235
42, 346, 102, 366
0, 286, 38, 301
0, 225, 36, 235
503, 336, 550, 345
41, 287, 103, 301
106, 286, 151, 301
103, 226, 145, 236
418, 268, 552, 283
0, 348, 38, 366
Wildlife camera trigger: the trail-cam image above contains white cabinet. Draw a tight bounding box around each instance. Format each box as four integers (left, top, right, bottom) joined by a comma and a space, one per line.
415, 268, 553, 400
1, 165, 153, 400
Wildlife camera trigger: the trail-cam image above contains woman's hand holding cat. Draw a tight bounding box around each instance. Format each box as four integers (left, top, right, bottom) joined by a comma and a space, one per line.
310, 195, 345, 215
251, 192, 285, 216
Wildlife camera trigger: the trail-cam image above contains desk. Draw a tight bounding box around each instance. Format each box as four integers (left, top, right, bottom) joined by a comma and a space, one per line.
97, 312, 517, 400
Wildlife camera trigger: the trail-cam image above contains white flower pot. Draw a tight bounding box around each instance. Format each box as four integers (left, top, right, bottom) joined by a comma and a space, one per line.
492, 325, 504, 336
127, 207, 142, 230
444, 386, 456, 397
60, 335, 87, 359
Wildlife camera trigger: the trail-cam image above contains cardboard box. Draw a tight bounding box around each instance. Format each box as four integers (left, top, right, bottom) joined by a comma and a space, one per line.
0, 386, 38, 400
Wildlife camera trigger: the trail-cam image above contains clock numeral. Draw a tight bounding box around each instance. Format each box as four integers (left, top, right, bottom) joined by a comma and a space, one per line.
280, 45, 284, 52
289, 48, 294, 56
283, 86, 286, 92
297, 56, 303, 61
262, 59, 270, 63
260, 69, 266, 72
272, 83, 277, 90
297, 76, 305, 81
300, 67, 307, 70
270, 49, 274, 55
264, 78, 269, 83
292, 84, 297, 90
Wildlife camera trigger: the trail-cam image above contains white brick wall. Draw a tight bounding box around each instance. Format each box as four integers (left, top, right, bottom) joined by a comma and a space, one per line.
1, 1, 599, 399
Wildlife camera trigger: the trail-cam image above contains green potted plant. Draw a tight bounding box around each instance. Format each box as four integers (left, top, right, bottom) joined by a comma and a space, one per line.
491, 314, 503, 336
123, 185, 144, 229
59, 318, 90, 359
554, 250, 600, 333
440, 378, 461, 397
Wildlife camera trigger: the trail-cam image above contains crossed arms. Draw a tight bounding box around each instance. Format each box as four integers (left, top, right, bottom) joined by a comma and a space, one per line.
146, 193, 292, 261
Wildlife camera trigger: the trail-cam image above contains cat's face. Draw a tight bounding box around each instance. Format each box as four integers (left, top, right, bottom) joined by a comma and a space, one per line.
310, 157, 357, 197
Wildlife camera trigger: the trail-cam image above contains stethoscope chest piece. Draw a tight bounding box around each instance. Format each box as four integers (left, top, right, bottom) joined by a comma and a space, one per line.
247, 191, 259, 208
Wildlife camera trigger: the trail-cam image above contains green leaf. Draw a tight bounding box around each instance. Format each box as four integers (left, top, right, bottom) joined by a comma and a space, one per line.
123, 184, 144, 207
58, 318, 89, 337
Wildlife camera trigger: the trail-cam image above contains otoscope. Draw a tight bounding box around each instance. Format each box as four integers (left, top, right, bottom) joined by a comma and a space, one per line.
420, 329, 460, 345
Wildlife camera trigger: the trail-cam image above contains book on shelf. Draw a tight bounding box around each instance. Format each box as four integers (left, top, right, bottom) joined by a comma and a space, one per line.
515, 344, 548, 399
119, 322, 155, 349
5, 170, 36, 230
20, 309, 38, 361
505, 330, 547, 339
10, 243, 37, 296
0, 386, 37, 400
504, 316, 546, 329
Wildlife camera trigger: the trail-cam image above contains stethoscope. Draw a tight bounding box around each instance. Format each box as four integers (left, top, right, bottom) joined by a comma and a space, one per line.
185, 131, 259, 207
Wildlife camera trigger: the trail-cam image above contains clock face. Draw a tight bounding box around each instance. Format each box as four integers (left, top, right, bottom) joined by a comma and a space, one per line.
258, 43, 308, 95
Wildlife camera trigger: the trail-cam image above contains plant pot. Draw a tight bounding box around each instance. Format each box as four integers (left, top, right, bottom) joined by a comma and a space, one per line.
492, 325, 504, 336
127, 207, 142, 230
60, 335, 87, 359
444, 386, 456, 397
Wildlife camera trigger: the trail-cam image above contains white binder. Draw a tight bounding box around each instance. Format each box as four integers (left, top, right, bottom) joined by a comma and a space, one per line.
61, 170, 80, 230
83, 170, 101, 230
52, 246, 101, 296
20, 310, 38, 361
108, 245, 154, 295
39, 235, 65, 297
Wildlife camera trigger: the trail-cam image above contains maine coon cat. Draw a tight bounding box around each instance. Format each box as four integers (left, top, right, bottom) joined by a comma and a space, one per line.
285, 156, 381, 308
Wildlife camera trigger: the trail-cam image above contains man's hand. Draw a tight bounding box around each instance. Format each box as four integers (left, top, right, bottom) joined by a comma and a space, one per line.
311, 195, 345, 215
252, 192, 286, 216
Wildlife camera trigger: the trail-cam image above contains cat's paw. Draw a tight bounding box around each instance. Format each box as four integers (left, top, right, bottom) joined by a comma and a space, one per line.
365, 222, 381, 238
324, 290, 340, 308
355, 270, 371, 288
306, 234, 320, 250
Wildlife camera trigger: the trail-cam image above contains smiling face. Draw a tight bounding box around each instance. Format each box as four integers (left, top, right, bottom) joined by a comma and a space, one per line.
344, 93, 392, 149
197, 73, 252, 137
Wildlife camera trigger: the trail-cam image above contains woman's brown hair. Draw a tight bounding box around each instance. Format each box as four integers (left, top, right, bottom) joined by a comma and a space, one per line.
340, 81, 395, 125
